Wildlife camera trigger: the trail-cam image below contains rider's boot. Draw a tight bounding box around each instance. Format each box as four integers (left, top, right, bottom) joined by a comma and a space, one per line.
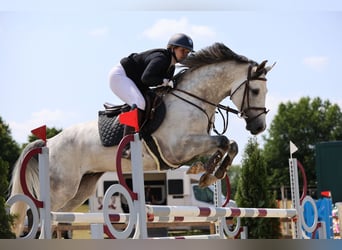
122, 108, 144, 159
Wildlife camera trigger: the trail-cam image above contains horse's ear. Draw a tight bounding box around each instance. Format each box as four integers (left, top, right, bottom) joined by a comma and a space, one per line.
265, 62, 276, 74
256, 60, 268, 72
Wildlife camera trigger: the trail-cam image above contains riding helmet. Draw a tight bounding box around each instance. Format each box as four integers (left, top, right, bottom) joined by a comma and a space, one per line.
168, 33, 194, 51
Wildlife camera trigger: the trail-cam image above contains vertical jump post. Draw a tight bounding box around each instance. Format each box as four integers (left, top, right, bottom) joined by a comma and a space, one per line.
31, 125, 51, 239
289, 141, 301, 239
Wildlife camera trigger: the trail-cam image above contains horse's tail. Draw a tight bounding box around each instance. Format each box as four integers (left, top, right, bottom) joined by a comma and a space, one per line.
9, 139, 45, 237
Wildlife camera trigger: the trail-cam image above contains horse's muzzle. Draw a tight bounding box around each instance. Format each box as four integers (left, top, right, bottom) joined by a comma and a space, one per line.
244, 108, 268, 135
246, 118, 266, 135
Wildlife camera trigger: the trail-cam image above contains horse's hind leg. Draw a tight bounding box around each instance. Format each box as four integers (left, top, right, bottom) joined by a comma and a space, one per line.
58, 173, 103, 212
214, 140, 238, 180
51, 173, 102, 239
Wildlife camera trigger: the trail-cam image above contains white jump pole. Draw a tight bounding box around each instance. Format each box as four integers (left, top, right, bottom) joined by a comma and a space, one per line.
288, 158, 301, 239
146, 205, 297, 218
130, 133, 148, 239
213, 181, 224, 238
38, 146, 52, 239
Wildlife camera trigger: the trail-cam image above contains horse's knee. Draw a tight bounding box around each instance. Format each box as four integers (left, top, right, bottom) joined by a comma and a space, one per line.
217, 136, 230, 151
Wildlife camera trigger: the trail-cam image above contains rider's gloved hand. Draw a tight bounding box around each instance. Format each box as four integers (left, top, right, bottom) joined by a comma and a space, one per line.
162, 78, 174, 88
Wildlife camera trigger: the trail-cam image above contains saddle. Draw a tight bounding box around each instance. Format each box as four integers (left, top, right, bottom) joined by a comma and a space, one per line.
98, 90, 166, 147
98, 70, 188, 169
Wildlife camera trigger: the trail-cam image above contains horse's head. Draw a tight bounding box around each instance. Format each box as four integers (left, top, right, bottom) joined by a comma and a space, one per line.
230, 60, 274, 135
174, 43, 275, 135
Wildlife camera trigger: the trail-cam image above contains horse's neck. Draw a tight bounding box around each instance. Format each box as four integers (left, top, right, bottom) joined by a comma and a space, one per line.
179, 62, 248, 104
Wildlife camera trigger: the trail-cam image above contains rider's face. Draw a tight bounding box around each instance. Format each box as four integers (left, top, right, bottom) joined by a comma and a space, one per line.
174, 47, 191, 62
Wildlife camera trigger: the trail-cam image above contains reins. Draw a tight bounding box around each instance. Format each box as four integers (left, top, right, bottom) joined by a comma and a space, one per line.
170, 89, 236, 134
169, 64, 269, 135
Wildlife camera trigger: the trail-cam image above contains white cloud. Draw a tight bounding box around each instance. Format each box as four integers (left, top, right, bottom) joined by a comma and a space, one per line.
302, 56, 328, 71
88, 27, 109, 37
9, 109, 76, 143
142, 17, 216, 42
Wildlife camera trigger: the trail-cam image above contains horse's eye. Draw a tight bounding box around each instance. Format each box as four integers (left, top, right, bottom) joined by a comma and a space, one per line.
251, 88, 260, 95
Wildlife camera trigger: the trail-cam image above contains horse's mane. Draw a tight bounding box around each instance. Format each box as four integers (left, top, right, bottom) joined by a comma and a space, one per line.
181, 42, 257, 71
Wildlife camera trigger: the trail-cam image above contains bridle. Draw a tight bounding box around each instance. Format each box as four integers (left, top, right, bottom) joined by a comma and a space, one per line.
230, 64, 269, 120
170, 64, 269, 135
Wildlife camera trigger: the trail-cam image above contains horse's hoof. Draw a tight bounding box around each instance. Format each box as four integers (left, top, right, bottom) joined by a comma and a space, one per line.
187, 161, 205, 174
214, 168, 227, 180
199, 173, 217, 188
229, 141, 238, 159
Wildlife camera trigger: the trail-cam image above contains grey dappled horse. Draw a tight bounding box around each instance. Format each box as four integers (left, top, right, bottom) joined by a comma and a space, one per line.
9, 43, 274, 236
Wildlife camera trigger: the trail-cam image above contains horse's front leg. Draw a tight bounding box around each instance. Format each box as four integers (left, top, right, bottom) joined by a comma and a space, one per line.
186, 150, 223, 175
198, 140, 238, 188
165, 134, 230, 166
214, 140, 238, 179
181, 135, 229, 180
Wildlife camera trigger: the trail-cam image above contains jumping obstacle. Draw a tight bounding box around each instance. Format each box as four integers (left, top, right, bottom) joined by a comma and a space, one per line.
6, 125, 323, 239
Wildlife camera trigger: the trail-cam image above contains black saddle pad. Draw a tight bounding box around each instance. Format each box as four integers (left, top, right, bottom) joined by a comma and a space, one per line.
98, 112, 124, 147
98, 101, 166, 147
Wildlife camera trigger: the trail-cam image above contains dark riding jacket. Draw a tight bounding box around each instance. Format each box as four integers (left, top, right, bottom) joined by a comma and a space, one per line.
120, 48, 175, 94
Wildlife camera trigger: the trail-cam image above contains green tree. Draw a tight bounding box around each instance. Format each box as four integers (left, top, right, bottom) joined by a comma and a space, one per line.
235, 137, 281, 239
263, 97, 342, 190
0, 117, 20, 173
226, 165, 241, 198
0, 117, 19, 238
0, 116, 20, 189
0, 158, 15, 238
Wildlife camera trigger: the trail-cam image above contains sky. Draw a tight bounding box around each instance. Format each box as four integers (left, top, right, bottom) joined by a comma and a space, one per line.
1, 1, 342, 164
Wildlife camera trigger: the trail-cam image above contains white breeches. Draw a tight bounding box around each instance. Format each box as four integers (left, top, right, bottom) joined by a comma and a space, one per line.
108, 64, 146, 110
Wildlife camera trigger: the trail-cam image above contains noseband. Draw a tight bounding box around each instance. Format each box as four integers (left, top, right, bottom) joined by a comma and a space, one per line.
170, 64, 269, 134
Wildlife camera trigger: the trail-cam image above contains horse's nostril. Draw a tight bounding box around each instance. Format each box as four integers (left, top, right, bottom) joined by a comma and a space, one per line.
247, 122, 266, 135
255, 124, 266, 134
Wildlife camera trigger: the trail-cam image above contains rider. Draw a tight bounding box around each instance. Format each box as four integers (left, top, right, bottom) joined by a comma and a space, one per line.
108, 33, 194, 157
